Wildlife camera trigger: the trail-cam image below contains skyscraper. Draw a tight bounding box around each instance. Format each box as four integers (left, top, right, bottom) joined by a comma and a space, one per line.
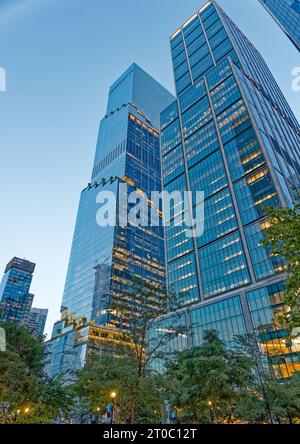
151, 1, 300, 379
0, 257, 35, 324
45, 64, 174, 377
26, 307, 48, 337
259, 0, 300, 51
0, 257, 48, 336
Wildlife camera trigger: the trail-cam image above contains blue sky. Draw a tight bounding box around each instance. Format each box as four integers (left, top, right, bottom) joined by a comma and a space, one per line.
0, 0, 299, 337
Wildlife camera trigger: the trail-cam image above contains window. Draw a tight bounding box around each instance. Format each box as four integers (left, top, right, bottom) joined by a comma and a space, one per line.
181, 95, 211, 138
191, 53, 214, 82
160, 100, 178, 131
189, 44, 210, 67
199, 232, 250, 298
188, 150, 227, 199
234, 168, 280, 225
176, 72, 192, 95
217, 99, 251, 144
198, 188, 238, 247
162, 145, 185, 184
161, 119, 181, 156
179, 80, 206, 113
168, 254, 200, 306
211, 75, 241, 115
185, 120, 219, 167
224, 127, 266, 182
245, 221, 286, 280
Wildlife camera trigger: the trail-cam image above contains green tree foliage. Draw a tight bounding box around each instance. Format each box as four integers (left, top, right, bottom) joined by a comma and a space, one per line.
234, 372, 300, 424
166, 330, 300, 424
165, 330, 254, 423
75, 353, 165, 424
80, 277, 185, 424
0, 322, 73, 423
262, 206, 300, 334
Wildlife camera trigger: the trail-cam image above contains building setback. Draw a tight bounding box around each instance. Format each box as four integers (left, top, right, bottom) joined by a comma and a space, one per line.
45, 64, 174, 377
151, 0, 300, 379
258, 0, 300, 52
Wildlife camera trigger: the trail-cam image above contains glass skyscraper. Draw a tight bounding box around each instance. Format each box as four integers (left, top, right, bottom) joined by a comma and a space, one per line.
151, 0, 300, 379
26, 307, 48, 337
45, 64, 174, 377
0, 257, 47, 336
0, 257, 35, 325
259, 0, 300, 51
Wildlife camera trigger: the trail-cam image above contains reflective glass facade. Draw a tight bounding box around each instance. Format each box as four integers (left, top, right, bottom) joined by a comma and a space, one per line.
45, 64, 174, 377
0, 257, 35, 325
153, 1, 300, 378
25, 307, 48, 337
259, 0, 300, 51
247, 282, 300, 379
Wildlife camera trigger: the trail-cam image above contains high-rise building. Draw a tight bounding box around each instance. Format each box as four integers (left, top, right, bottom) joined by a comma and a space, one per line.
259, 0, 300, 52
0, 257, 48, 337
0, 257, 35, 324
25, 307, 48, 337
45, 64, 174, 377
151, 1, 300, 379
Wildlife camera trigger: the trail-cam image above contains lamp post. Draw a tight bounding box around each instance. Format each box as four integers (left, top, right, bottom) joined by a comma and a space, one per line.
111, 391, 117, 424
207, 400, 214, 424
96, 406, 100, 424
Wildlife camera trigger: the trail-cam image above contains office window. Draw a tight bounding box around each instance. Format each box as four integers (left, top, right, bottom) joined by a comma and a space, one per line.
190, 296, 246, 348
161, 119, 181, 156
210, 75, 242, 115
224, 127, 266, 182
181, 95, 212, 138
207, 59, 232, 90
168, 253, 200, 306
176, 72, 192, 95
188, 150, 227, 199
160, 100, 179, 131
199, 232, 250, 298
189, 44, 210, 68
174, 61, 190, 81
234, 167, 280, 225
191, 53, 214, 82
245, 221, 286, 280
179, 79, 206, 113
217, 99, 251, 144
247, 282, 300, 379
198, 188, 238, 247
186, 30, 206, 53
162, 144, 185, 184
185, 120, 219, 168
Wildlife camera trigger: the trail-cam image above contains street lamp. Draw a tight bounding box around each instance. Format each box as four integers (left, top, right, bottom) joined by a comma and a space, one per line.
207, 401, 214, 424
110, 392, 117, 424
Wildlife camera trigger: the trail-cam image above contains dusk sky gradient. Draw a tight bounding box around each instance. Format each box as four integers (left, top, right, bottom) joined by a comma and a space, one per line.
0, 0, 299, 336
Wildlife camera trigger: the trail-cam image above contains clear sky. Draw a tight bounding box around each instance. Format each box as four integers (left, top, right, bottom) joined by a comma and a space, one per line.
0, 0, 299, 337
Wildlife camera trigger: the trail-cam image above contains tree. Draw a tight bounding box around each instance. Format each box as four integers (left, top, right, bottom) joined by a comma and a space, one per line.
166, 331, 254, 424
262, 205, 300, 334
105, 277, 185, 422
75, 353, 165, 424
0, 322, 73, 423
234, 372, 300, 424
75, 277, 185, 424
